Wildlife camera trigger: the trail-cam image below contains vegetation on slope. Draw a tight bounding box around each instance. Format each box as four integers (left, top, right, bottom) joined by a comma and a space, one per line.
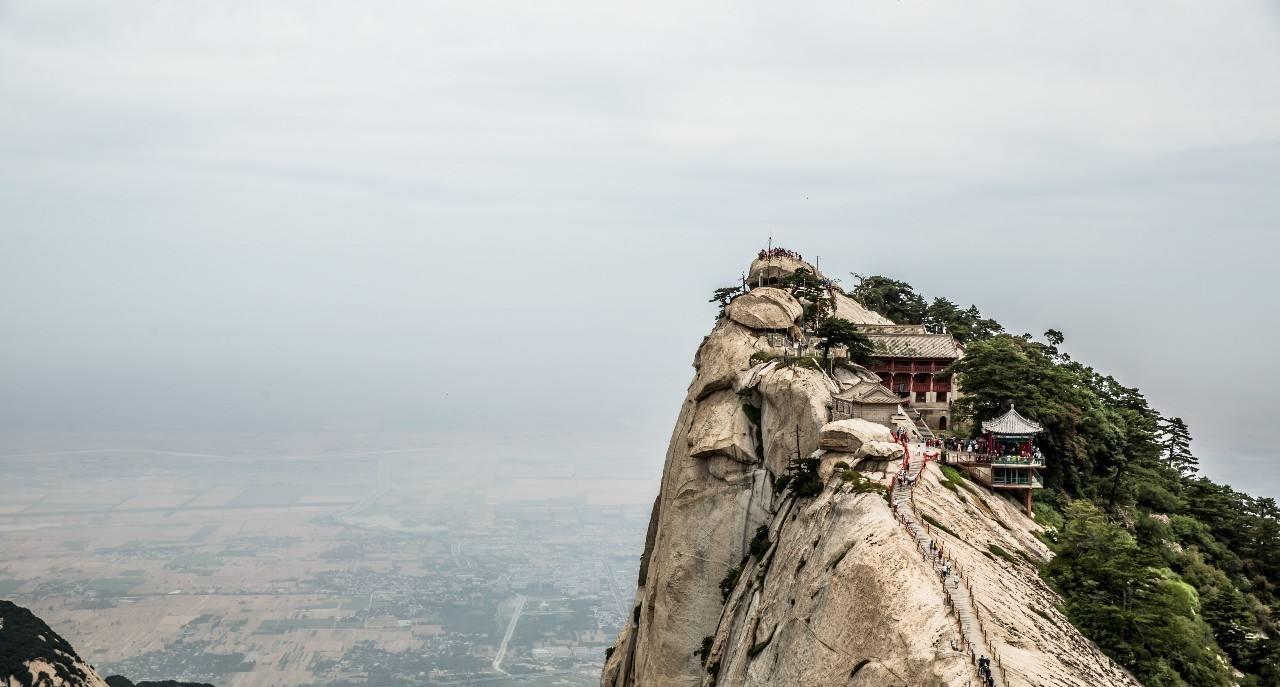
852, 277, 1280, 687
846, 274, 1002, 343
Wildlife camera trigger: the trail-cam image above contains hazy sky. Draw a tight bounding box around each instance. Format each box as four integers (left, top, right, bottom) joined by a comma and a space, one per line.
3, 2, 1279, 496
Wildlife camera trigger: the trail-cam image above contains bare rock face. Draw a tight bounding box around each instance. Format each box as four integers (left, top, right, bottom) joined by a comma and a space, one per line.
603, 316, 778, 687
724, 287, 803, 331
691, 319, 770, 401
756, 365, 834, 478
688, 389, 758, 464
907, 464, 1141, 687
818, 418, 893, 453
831, 290, 894, 325
707, 474, 971, 686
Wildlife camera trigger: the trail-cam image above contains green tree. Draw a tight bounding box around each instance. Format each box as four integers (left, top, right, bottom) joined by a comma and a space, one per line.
923, 297, 1004, 343
846, 274, 926, 324
781, 454, 823, 498
709, 285, 743, 315
1047, 502, 1233, 687
815, 317, 875, 367
1158, 416, 1198, 476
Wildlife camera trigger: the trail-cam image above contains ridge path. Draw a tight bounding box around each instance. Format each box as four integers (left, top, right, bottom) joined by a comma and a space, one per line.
891, 442, 1003, 687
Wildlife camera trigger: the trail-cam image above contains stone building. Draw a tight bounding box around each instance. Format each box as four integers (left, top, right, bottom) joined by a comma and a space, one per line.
859, 324, 963, 433
828, 364, 905, 427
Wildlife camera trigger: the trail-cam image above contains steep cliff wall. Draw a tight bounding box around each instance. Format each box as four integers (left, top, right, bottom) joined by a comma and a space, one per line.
601, 258, 1142, 687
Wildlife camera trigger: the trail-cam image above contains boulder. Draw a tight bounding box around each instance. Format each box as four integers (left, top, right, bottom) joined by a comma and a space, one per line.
690, 318, 769, 400
747, 255, 812, 287
857, 440, 905, 461
819, 418, 894, 453
687, 390, 758, 465
724, 287, 803, 331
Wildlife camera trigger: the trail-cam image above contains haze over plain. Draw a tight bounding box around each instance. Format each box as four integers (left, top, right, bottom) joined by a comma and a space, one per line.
2, 1, 1279, 495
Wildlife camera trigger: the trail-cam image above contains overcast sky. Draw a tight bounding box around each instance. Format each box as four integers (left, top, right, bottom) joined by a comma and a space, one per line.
2, 2, 1279, 496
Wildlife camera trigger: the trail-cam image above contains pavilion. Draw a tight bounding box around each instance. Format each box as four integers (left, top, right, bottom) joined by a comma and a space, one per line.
980, 405, 1045, 516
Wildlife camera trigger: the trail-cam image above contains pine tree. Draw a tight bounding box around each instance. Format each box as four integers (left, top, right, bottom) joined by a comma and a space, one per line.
709, 285, 743, 315
1158, 416, 1198, 476
816, 317, 875, 366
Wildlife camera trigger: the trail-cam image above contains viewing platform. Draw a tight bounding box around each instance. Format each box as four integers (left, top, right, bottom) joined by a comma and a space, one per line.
948, 405, 1046, 516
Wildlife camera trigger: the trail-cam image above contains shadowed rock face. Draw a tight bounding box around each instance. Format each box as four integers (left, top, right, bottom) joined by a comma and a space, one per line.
0, 602, 213, 687
1, 600, 109, 687
601, 257, 1144, 687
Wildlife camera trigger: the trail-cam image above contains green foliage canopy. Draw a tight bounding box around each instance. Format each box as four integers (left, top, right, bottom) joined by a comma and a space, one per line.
846, 274, 926, 324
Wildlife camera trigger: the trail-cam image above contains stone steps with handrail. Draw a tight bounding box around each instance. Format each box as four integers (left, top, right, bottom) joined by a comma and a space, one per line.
889, 440, 1005, 687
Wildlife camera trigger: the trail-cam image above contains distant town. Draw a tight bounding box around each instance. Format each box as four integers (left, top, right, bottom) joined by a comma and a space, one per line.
0, 432, 654, 687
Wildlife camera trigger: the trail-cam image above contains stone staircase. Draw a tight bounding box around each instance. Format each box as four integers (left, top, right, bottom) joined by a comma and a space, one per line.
891, 444, 1002, 687
905, 405, 935, 440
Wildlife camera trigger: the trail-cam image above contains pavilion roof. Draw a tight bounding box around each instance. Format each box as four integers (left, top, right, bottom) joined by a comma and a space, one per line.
864, 332, 963, 360
981, 405, 1043, 436
834, 380, 902, 405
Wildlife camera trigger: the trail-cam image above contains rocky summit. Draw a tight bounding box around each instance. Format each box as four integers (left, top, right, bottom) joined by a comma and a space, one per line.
600, 254, 1141, 687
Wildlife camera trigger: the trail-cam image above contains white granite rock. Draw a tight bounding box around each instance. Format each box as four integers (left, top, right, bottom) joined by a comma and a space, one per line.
724, 287, 804, 331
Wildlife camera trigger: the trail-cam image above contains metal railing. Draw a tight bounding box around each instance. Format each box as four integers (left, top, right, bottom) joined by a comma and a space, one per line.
947, 451, 1044, 467
992, 456, 1044, 466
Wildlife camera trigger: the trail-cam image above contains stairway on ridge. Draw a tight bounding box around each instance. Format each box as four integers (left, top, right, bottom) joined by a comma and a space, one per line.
891, 445, 1000, 687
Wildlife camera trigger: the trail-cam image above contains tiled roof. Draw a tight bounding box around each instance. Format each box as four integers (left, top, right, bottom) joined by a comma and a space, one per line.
835, 380, 902, 405
865, 333, 963, 360
981, 405, 1043, 435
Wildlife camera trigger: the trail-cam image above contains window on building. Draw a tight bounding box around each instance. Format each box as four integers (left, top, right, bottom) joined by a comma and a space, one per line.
937, 391, 948, 402
916, 391, 927, 403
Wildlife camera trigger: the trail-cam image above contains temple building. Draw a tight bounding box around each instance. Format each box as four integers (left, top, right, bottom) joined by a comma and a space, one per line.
859, 324, 963, 435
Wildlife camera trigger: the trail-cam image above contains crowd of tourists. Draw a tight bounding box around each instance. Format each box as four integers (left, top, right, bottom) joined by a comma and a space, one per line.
926, 436, 982, 452
757, 247, 803, 261
928, 436, 1043, 461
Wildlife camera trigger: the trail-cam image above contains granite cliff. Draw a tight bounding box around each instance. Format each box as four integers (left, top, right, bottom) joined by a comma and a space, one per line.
600, 255, 1143, 687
